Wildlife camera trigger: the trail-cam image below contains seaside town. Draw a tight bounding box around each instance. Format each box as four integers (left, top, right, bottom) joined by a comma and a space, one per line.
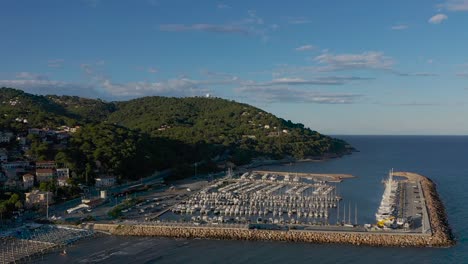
1, 127, 78, 210
0, 122, 454, 263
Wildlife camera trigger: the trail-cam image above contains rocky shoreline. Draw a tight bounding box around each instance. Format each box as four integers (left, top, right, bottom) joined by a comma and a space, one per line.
90, 172, 454, 248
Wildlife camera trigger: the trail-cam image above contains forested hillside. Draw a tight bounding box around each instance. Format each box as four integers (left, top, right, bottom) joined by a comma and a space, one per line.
0, 87, 353, 181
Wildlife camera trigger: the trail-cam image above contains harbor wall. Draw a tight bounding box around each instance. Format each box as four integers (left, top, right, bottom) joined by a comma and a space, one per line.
90, 172, 454, 248
92, 223, 447, 247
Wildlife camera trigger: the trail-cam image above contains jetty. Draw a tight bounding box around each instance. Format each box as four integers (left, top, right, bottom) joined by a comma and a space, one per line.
86, 172, 453, 247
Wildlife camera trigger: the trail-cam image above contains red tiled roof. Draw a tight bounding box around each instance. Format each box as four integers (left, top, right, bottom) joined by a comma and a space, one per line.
36, 168, 54, 174
36, 161, 55, 164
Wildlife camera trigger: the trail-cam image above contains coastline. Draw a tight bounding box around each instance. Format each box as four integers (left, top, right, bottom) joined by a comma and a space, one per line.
86, 172, 454, 248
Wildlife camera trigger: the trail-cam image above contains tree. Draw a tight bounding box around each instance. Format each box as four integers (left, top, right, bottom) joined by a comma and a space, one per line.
0, 203, 6, 223
14, 200, 23, 210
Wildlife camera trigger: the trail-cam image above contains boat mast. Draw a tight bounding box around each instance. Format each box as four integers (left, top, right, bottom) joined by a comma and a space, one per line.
348, 201, 351, 224
343, 200, 346, 223
337, 199, 340, 224
355, 203, 357, 226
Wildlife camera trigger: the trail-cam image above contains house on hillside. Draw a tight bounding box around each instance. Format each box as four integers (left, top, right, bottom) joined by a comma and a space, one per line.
25, 190, 54, 208
28, 128, 45, 136
70, 126, 81, 133
0, 148, 8, 162
36, 168, 55, 182
0, 171, 6, 183
1, 161, 29, 170
95, 175, 116, 188
22, 173, 35, 189
4, 179, 20, 190
36, 161, 56, 169
56, 168, 70, 186
0, 132, 14, 143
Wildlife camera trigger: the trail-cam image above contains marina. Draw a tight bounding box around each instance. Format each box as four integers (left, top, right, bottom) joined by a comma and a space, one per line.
88, 171, 454, 248
158, 171, 356, 227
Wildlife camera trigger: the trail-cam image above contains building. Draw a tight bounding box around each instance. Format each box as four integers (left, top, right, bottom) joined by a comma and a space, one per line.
17, 136, 27, 146
0, 132, 14, 143
95, 175, 116, 188
1, 161, 29, 170
56, 168, 69, 178
25, 190, 54, 208
0, 171, 6, 183
22, 173, 35, 189
36, 161, 56, 169
28, 128, 45, 136
0, 148, 7, 162
69, 126, 81, 133
4, 179, 20, 190
56, 168, 70, 186
36, 168, 55, 182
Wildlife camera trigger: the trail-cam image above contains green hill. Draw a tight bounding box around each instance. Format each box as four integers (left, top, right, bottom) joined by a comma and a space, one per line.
108, 96, 352, 161
0, 87, 353, 181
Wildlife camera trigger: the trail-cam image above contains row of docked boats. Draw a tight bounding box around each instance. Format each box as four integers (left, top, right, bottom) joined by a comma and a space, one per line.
171, 179, 341, 221
375, 169, 399, 222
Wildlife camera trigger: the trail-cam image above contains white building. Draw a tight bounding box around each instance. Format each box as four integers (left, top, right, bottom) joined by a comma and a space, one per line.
25, 190, 54, 208
57, 168, 70, 186
95, 175, 116, 188
22, 173, 35, 189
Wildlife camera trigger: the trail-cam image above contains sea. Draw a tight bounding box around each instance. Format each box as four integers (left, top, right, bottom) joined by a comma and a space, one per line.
41, 136, 468, 264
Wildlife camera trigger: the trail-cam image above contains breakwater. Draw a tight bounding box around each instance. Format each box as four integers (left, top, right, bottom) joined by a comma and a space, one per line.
90, 172, 454, 247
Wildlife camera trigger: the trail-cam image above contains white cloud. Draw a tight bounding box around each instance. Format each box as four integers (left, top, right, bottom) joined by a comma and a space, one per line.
82, 0, 100, 8
439, 0, 468, 11
15, 72, 48, 80
100, 78, 210, 98
392, 71, 438, 77
160, 10, 271, 40
236, 86, 362, 104
160, 24, 251, 35
428, 14, 448, 24
391, 24, 408, 30
147, 67, 158, 73
246, 76, 373, 87
0, 79, 97, 98
47, 59, 65, 68
314, 51, 394, 71
147, 0, 159, 7
295, 44, 316, 51
382, 102, 441, 106
285, 17, 312, 24
217, 3, 231, 9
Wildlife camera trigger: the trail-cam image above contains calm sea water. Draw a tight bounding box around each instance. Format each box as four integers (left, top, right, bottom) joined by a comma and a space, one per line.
42, 136, 468, 264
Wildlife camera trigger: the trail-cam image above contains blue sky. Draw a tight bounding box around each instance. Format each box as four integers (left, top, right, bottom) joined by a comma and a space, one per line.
1, 0, 468, 135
